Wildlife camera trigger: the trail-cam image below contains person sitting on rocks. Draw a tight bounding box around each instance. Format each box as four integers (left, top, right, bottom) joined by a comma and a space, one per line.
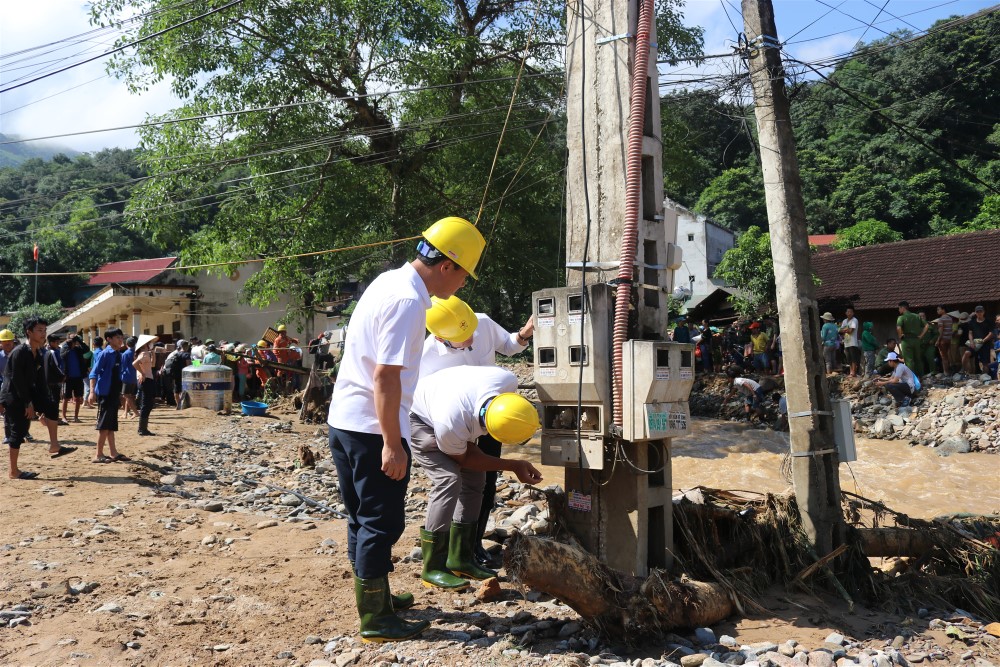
723, 366, 765, 422
409, 365, 541, 591
874, 352, 918, 408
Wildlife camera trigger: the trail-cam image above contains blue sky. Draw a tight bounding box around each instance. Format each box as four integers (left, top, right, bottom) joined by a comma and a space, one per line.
1, 0, 996, 152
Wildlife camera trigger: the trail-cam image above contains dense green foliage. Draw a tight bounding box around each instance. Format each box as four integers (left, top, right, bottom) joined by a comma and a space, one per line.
712, 226, 774, 317
667, 10, 999, 237
832, 218, 902, 250
0, 149, 163, 311
84, 0, 702, 331
8, 302, 66, 336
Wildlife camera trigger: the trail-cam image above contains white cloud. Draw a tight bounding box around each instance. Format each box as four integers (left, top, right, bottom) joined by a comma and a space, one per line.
1, 0, 180, 153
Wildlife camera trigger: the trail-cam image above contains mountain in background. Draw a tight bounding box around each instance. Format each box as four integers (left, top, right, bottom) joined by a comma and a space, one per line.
0, 133, 80, 167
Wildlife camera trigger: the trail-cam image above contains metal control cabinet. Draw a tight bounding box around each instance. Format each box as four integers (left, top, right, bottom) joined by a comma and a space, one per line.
831, 399, 856, 462
533, 284, 614, 470
621, 340, 696, 442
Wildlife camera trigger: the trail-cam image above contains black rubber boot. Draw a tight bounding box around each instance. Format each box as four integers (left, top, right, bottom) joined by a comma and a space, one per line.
446, 521, 498, 580
354, 575, 428, 643
420, 528, 469, 590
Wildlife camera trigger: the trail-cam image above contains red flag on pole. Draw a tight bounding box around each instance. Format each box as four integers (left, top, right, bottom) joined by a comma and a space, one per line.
33, 244, 39, 262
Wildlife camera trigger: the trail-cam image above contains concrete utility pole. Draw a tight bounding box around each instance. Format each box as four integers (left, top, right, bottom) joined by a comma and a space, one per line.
741, 0, 844, 555
559, 0, 677, 575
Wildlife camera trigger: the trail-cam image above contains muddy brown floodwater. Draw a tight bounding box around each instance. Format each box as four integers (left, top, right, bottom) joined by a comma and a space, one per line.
508, 418, 1000, 520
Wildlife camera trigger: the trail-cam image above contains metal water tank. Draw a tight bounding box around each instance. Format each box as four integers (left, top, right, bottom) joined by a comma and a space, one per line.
181, 364, 234, 412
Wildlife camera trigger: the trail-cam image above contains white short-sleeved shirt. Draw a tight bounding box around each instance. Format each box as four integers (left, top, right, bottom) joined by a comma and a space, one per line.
841, 317, 859, 347
328, 263, 432, 439
891, 362, 917, 391
733, 377, 761, 394
419, 314, 526, 380
411, 366, 518, 455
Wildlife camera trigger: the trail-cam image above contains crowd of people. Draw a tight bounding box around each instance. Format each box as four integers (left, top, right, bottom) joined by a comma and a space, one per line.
674, 302, 999, 382
674, 302, 999, 415
0, 320, 310, 479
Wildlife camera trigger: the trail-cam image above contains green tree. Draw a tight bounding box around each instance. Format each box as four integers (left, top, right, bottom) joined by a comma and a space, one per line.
957, 194, 1000, 231
89, 0, 703, 329
8, 302, 65, 336
712, 226, 774, 316
694, 166, 767, 231
832, 218, 903, 250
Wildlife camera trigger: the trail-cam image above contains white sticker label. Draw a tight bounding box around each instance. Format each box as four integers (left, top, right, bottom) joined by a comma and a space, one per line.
655, 368, 670, 380
680, 368, 693, 380
568, 313, 583, 325
568, 491, 592, 512
537, 317, 555, 328
537, 368, 557, 377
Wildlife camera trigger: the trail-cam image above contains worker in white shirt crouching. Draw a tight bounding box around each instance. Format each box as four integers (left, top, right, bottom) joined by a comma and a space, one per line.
409, 365, 541, 590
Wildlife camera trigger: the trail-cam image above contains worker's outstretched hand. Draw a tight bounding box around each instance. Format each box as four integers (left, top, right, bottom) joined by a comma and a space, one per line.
511, 460, 543, 485
381, 440, 408, 481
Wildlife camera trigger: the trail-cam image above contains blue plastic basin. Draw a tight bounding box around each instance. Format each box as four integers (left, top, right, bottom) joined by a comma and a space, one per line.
241, 401, 268, 416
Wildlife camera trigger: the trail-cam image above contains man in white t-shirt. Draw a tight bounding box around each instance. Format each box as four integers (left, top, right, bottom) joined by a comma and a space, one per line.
409, 366, 541, 590
326, 217, 485, 643
874, 351, 917, 407
419, 296, 533, 567
722, 366, 765, 420
839, 307, 861, 377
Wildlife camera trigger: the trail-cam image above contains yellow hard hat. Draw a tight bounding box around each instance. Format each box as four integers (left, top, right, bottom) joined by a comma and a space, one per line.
484, 393, 540, 444
421, 217, 486, 280
426, 296, 478, 343
0, 329, 15, 342
257, 339, 269, 347
277, 324, 287, 332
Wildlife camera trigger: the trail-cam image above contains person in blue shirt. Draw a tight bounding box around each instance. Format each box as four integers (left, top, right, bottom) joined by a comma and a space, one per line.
120, 337, 138, 420
88, 328, 129, 463
820, 312, 840, 375
60, 335, 88, 423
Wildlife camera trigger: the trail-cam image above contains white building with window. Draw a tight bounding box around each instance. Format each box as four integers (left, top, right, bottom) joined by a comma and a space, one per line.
666, 198, 735, 309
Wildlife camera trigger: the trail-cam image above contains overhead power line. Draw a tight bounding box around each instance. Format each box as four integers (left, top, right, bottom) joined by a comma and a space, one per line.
0, 0, 248, 94
0, 71, 561, 146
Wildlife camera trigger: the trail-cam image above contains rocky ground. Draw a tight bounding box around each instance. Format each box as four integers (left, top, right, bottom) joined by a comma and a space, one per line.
1, 402, 999, 666
688, 372, 1000, 455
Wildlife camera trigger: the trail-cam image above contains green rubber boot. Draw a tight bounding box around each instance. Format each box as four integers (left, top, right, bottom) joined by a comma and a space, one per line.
351, 562, 414, 610
420, 528, 470, 590
354, 575, 429, 643
446, 521, 498, 580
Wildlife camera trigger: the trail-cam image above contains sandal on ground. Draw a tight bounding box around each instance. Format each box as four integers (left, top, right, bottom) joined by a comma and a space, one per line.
92, 455, 112, 464
13, 471, 39, 480
49, 446, 77, 459
110, 453, 131, 462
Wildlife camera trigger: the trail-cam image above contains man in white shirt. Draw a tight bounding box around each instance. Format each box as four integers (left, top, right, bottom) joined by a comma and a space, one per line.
722, 366, 765, 421
839, 307, 861, 377
326, 217, 484, 643
419, 295, 534, 567
410, 366, 541, 590
874, 351, 917, 407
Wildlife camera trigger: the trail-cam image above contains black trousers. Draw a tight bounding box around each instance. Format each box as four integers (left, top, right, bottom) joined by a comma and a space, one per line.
886, 383, 913, 403
138, 378, 155, 431
329, 427, 410, 579
475, 433, 502, 547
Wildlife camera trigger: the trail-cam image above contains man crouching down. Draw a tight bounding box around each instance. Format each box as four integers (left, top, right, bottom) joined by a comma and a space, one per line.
410, 366, 542, 590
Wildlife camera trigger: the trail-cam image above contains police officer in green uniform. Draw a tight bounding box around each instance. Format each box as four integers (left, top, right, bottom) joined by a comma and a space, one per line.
896, 301, 925, 376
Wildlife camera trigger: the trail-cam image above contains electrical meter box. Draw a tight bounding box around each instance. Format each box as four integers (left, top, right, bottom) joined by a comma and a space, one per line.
532, 284, 614, 469
621, 340, 696, 442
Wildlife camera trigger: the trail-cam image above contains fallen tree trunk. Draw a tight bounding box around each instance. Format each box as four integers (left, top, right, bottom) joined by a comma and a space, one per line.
504, 533, 734, 639
857, 527, 937, 557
